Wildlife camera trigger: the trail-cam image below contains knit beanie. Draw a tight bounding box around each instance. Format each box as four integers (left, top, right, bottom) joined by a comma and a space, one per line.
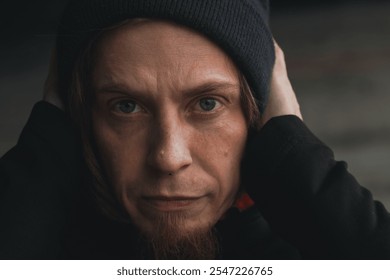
56, 0, 274, 112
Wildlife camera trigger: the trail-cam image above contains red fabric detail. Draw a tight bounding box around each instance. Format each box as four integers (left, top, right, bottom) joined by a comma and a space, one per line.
234, 193, 254, 211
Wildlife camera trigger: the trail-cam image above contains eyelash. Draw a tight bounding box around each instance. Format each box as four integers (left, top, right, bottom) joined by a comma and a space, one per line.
192, 97, 223, 113
112, 100, 143, 114
109, 95, 225, 117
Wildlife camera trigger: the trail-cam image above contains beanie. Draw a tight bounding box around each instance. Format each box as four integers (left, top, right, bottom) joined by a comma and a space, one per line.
56, 0, 274, 112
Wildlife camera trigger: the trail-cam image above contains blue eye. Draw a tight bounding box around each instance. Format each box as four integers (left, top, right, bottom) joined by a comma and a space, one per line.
114, 100, 140, 113
199, 98, 218, 111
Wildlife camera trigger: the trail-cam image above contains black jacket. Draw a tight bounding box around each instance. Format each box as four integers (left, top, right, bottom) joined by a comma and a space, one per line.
1, 101, 389, 259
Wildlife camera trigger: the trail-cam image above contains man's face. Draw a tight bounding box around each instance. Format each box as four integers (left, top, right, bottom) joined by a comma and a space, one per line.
91, 20, 248, 238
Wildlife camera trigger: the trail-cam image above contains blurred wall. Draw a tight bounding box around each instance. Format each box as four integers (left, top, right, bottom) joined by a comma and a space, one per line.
271, 2, 390, 208
1, 1, 390, 207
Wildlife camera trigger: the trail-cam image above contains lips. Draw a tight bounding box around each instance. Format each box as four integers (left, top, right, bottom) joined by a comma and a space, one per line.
142, 195, 205, 212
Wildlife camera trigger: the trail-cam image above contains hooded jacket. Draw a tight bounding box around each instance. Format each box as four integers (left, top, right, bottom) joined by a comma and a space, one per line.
0, 102, 389, 259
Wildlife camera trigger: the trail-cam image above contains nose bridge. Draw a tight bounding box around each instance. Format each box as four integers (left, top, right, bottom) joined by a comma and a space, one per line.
147, 110, 192, 173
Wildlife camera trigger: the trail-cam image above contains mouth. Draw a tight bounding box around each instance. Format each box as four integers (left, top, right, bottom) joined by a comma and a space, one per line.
141, 195, 206, 212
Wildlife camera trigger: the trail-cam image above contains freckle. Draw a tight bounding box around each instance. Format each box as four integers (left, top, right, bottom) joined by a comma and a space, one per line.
224, 151, 228, 157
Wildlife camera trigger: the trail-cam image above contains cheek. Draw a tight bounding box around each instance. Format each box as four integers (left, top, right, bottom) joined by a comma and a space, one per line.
91, 112, 147, 195
91, 106, 248, 227
193, 114, 248, 213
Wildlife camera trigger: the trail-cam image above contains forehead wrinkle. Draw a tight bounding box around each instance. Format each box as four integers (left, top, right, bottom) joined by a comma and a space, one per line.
93, 20, 241, 101
94, 54, 239, 104
143, 58, 240, 102
95, 68, 161, 103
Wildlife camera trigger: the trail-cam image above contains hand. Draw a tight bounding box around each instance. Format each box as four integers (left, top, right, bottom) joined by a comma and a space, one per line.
260, 40, 302, 126
43, 48, 64, 111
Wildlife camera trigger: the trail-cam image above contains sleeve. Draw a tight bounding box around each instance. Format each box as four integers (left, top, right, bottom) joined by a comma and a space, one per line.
242, 115, 390, 259
0, 101, 82, 259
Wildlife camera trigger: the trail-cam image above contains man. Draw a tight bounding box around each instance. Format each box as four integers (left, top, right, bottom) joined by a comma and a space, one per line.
1, 0, 390, 259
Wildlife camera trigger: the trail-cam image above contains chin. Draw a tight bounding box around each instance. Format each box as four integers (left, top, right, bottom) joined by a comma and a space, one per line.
138, 209, 215, 238
138, 211, 219, 259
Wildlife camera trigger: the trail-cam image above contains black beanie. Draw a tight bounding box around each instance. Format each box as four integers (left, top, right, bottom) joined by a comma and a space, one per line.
56, 0, 274, 112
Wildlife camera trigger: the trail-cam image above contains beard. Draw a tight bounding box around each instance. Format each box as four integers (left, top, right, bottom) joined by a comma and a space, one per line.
143, 212, 219, 260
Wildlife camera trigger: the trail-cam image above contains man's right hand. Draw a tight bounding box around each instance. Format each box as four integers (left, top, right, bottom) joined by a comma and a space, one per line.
260, 40, 302, 127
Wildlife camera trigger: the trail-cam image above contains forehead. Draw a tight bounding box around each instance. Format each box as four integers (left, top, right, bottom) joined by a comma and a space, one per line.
92, 19, 239, 90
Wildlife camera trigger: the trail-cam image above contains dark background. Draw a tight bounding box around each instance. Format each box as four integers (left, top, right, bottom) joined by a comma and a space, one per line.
1, 0, 390, 207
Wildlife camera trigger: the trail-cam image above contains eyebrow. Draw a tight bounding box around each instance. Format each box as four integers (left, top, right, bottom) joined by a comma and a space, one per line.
184, 82, 239, 93
96, 80, 240, 98
183, 82, 239, 97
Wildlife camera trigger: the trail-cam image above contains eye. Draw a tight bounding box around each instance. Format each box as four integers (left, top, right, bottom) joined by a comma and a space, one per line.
114, 100, 142, 114
198, 98, 220, 112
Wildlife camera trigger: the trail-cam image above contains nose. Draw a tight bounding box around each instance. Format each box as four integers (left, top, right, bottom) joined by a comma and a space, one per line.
147, 116, 192, 175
